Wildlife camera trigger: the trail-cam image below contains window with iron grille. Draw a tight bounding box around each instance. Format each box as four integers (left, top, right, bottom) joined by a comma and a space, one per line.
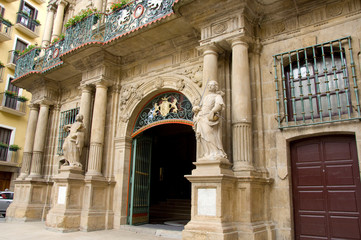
4, 78, 20, 110
0, 127, 12, 161
273, 36, 361, 128
57, 107, 79, 155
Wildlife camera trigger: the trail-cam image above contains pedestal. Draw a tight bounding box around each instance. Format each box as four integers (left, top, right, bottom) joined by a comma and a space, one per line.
45, 166, 84, 232
6, 179, 52, 221
183, 158, 238, 240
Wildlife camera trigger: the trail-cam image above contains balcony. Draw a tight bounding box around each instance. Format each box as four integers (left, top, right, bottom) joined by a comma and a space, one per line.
33, 0, 46, 4
0, 92, 27, 116
14, 12, 40, 38
0, 147, 19, 166
0, 18, 12, 42
14, 0, 177, 79
6, 50, 19, 70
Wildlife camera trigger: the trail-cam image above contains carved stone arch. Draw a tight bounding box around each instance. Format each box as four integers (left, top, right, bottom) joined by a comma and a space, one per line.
121, 77, 201, 137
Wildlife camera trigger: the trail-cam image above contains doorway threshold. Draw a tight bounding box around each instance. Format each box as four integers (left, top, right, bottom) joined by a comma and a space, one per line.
120, 223, 183, 239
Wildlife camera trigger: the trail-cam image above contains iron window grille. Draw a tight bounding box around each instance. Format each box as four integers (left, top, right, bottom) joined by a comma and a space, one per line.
57, 107, 79, 155
0, 127, 11, 161
273, 36, 361, 129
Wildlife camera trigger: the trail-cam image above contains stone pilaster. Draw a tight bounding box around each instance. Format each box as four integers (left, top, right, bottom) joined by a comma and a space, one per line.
28, 103, 50, 179
230, 38, 254, 174
18, 104, 39, 179
51, 0, 67, 41
86, 82, 108, 177
42, 4, 56, 47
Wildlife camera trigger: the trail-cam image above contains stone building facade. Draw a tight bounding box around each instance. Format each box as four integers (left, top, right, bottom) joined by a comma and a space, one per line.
6, 0, 361, 239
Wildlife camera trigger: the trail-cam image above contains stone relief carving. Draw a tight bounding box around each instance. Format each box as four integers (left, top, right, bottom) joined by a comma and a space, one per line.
192, 81, 227, 161
176, 79, 185, 91
178, 65, 203, 87
326, 2, 343, 17
212, 22, 228, 35
154, 78, 164, 90
62, 114, 85, 168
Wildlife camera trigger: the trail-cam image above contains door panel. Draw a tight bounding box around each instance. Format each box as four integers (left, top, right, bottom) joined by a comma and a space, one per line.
292, 135, 361, 239
128, 135, 152, 225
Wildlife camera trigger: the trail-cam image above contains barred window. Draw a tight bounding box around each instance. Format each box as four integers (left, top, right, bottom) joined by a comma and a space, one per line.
0, 127, 12, 161
57, 107, 79, 155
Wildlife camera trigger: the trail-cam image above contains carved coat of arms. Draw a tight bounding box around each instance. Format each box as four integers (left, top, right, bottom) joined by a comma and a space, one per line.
153, 97, 178, 117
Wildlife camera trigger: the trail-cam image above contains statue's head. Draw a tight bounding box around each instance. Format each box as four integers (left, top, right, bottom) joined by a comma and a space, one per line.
208, 80, 219, 92
76, 114, 84, 122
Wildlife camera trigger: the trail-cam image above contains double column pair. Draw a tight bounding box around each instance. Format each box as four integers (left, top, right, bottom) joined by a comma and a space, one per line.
19, 82, 108, 179
201, 38, 253, 171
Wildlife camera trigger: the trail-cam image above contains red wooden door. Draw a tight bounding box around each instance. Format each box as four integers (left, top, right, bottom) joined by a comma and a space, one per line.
291, 135, 361, 239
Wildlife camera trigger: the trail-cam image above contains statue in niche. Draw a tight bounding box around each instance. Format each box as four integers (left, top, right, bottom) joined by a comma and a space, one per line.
192, 80, 227, 160
62, 114, 85, 167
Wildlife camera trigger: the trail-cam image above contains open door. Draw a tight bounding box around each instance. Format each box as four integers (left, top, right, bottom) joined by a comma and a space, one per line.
128, 135, 152, 225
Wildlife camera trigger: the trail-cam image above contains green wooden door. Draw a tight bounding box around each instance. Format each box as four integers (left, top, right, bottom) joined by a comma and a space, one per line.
128, 135, 152, 225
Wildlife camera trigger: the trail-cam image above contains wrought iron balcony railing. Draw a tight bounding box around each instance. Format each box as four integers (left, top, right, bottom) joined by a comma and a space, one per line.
273, 36, 361, 129
0, 92, 27, 116
6, 50, 19, 70
14, 0, 177, 78
0, 147, 19, 164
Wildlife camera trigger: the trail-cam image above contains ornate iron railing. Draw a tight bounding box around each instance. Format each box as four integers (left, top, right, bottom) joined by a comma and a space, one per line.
14, 47, 41, 78
132, 92, 193, 136
14, 0, 177, 79
273, 36, 361, 129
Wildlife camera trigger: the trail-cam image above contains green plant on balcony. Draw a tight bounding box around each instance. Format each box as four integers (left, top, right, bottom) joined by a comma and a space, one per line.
64, 8, 100, 28
17, 96, 29, 102
33, 19, 41, 26
51, 33, 65, 45
0, 16, 13, 27
9, 144, 21, 151
5, 90, 18, 98
110, 0, 129, 12
0, 143, 9, 149
19, 44, 36, 56
19, 11, 30, 18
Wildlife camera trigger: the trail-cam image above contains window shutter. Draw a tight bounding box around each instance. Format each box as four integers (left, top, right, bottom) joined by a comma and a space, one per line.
18, 0, 24, 12
34, 9, 38, 20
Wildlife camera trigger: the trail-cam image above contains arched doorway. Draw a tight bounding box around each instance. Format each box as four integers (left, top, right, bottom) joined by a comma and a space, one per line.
127, 92, 196, 225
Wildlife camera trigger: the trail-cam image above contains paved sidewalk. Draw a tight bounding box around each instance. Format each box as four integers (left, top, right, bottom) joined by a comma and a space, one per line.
0, 219, 182, 240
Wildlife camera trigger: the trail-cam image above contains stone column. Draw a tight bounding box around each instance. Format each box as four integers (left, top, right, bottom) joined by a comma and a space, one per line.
28, 103, 50, 178
230, 38, 253, 173
79, 85, 93, 134
51, 0, 67, 41
42, 5, 56, 47
93, 0, 103, 12
86, 82, 108, 176
18, 104, 39, 179
202, 43, 219, 87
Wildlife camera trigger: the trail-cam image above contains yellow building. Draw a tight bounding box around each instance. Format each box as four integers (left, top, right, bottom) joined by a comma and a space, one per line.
0, 0, 46, 190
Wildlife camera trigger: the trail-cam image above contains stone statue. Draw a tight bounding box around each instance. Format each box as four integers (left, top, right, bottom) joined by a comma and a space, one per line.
193, 80, 227, 160
62, 114, 85, 167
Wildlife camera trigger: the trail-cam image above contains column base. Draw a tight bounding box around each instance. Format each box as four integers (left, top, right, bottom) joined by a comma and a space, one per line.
183, 221, 238, 240
192, 157, 233, 176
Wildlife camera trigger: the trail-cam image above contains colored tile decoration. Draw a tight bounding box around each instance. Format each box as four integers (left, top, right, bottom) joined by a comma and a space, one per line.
132, 92, 194, 136
14, 0, 177, 79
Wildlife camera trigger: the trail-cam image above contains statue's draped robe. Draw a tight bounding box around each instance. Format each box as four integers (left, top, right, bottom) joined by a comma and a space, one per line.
63, 121, 85, 166
194, 92, 226, 160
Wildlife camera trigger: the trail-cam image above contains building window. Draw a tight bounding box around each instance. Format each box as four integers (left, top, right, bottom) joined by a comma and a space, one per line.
4, 78, 20, 110
11, 38, 28, 64
57, 107, 79, 155
273, 36, 361, 128
17, 0, 38, 31
284, 47, 350, 120
0, 127, 12, 161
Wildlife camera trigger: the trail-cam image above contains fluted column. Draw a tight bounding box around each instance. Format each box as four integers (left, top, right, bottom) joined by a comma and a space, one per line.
18, 104, 39, 179
42, 5, 56, 47
202, 44, 219, 87
28, 104, 50, 178
79, 85, 93, 135
230, 38, 253, 172
86, 82, 108, 176
51, 0, 67, 41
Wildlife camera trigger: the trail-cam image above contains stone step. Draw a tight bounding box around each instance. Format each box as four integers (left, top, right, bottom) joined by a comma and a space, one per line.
120, 224, 183, 239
